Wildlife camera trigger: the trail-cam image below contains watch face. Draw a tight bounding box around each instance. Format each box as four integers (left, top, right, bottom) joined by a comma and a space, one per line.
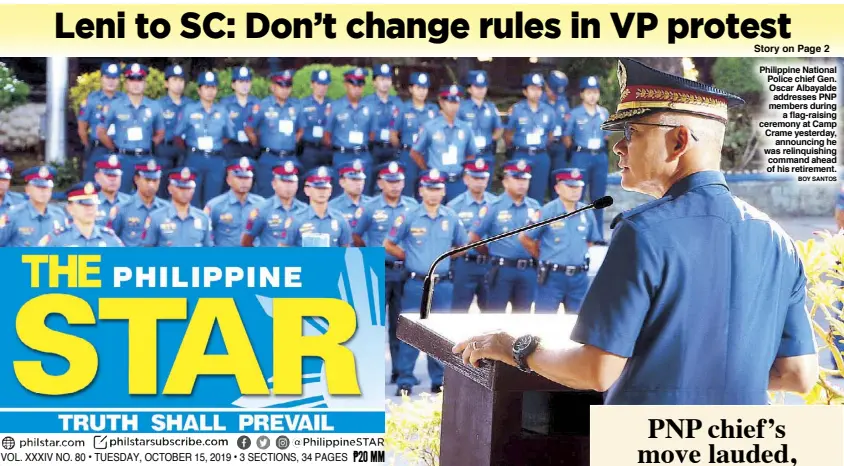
514, 336, 532, 352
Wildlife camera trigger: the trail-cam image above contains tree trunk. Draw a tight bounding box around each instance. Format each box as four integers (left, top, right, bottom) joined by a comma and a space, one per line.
631, 57, 684, 76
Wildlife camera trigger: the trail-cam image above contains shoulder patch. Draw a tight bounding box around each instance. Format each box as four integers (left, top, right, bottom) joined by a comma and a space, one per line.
203, 205, 211, 216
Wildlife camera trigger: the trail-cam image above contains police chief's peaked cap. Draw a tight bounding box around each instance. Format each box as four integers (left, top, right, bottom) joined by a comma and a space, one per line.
601, 58, 745, 132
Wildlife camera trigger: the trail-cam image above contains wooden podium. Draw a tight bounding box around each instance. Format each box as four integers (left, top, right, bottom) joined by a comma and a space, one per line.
397, 314, 602, 466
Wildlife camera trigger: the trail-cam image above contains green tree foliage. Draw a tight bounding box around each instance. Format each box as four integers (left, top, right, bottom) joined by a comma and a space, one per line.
0, 62, 30, 111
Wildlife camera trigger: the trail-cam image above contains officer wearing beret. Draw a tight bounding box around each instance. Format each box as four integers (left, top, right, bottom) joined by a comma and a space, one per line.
246, 70, 301, 198
391, 72, 439, 198
204, 157, 265, 247
0, 166, 68, 247
455, 58, 818, 405
157, 64, 194, 198
96, 63, 166, 194
288, 167, 352, 247
221, 66, 262, 163
37, 182, 124, 247
563, 76, 611, 244
141, 167, 213, 247
363, 64, 403, 170
328, 159, 371, 230
543, 70, 573, 175
520, 168, 600, 314
458, 70, 503, 180
108, 158, 168, 247
78, 61, 125, 183
241, 160, 308, 247
297, 69, 334, 196
0, 158, 25, 215
91, 154, 131, 227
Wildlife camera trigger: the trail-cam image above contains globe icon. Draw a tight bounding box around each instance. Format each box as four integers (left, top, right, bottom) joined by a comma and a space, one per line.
1, 436, 14, 450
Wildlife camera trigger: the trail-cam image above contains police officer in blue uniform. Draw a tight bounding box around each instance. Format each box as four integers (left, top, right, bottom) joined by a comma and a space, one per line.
469, 159, 541, 313
454, 58, 818, 405
0, 166, 68, 247
458, 70, 503, 180
363, 64, 402, 168
221, 66, 261, 164
242, 160, 308, 247
563, 76, 611, 244
353, 161, 418, 384
324, 68, 378, 196
0, 158, 25, 215
392, 72, 439, 198
520, 168, 600, 314
448, 157, 497, 312
288, 167, 352, 247
543, 70, 572, 175
38, 182, 124, 247
108, 158, 168, 247
157, 64, 193, 198
411, 85, 479, 203
385, 169, 468, 395
142, 167, 213, 247
204, 157, 265, 247
245, 70, 301, 198
328, 160, 371, 230
97, 63, 166, 194
174, 71, 236, 208
91, 154, 131, 227
78, 62, 125, 182
297, 69, 334, 192
505, 73, 557, 203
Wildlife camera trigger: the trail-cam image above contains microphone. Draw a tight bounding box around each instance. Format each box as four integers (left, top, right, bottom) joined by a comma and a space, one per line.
419, 195, 613, 319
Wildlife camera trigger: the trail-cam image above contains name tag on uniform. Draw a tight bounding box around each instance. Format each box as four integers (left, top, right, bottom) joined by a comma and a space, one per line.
526, 130, 542, 146
312, 126, 323, 138
237, 130, 248, 143
380, 129, 390, 141
302, 232, 330, 247
349, 131, 364, 145
587, 138, 601, 150
107, 124, 116, 136
553, 125, 562, 137
127, 126, 143, 141
474, 136, 487, 148
442, 145, 458, 166
278, 119, 294, 135
197, 136, 213, 151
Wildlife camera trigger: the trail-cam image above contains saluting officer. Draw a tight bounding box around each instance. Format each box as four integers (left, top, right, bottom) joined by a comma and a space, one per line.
245, 70, 301, 198
78, 61, 125, 182
328, 160, 371, 230
97, 63, 166, 194
241, 160, 308, 247
221, 66, 261, 163
141, 167, 213, 247
543, 71, 572, 174
297, 69, 334, 184
469, 159, 541, 313
410, 85, 479, 203
157, 64, 194, 198
447, 157, 497, 312
519, 168, 600, 314
0, 158, 25, 215
288, 167, 352, 247
391, 72, 439, 198
108, 158, 168, 247
385, 168, 468, 396
505, 73, 557, 203
0, 166, 68, 247
353, 161, 419, 384
174, 71, 236, 208
37, 182, 124, 247
363, 64, 402, 168
458, 70, 503, 179
91, 154, 131, 227
324, 68, 378, 196
204, 157, 265, 247
563, 76, 610, 244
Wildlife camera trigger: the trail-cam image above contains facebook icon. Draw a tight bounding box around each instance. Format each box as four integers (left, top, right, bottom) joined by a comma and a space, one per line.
237, 435, 251, 450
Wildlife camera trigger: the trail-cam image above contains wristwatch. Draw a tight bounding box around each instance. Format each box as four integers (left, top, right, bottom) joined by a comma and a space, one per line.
512, 335, 540, 373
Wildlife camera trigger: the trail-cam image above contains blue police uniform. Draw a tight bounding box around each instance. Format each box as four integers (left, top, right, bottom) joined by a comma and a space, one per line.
221, 66, 261, 163
542, 70, 573, 174
176, 71, 237, 208
243, 161, 308, 247
204, 158, 265, 247
289, 167, 352, 248
0, 158, 25, 215
525, 168, 600, 314
388, 169, 468, 393
157, 64, 194, 198
141, 168, 213, 247
412, 85, 479, 203
90, 154, 132, 227
79, 62, 126, 182
564, 76, 610, 240
108, 158, 168, 247
326, 68, 378, 196
470, 159, 541, 312
38, 181, 124, 247
394, 72, 440, 198
459, 70, 503, 179
506, 73, 557, 203
353, 161, 419, 383
447, 157, 497, 312
327, 160, 371, 230
569, 58, 816, 404
0, 166, 69, 247
247, 71, 301, 198
297, 69, 334, 199
363, 64, 402, 166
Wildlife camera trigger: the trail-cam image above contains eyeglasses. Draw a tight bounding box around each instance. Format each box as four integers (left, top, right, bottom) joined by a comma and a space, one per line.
623, 122, 698, 142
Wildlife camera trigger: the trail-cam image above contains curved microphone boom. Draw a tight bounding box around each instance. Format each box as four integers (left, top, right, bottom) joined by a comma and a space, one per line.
419, 195, 614, 319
